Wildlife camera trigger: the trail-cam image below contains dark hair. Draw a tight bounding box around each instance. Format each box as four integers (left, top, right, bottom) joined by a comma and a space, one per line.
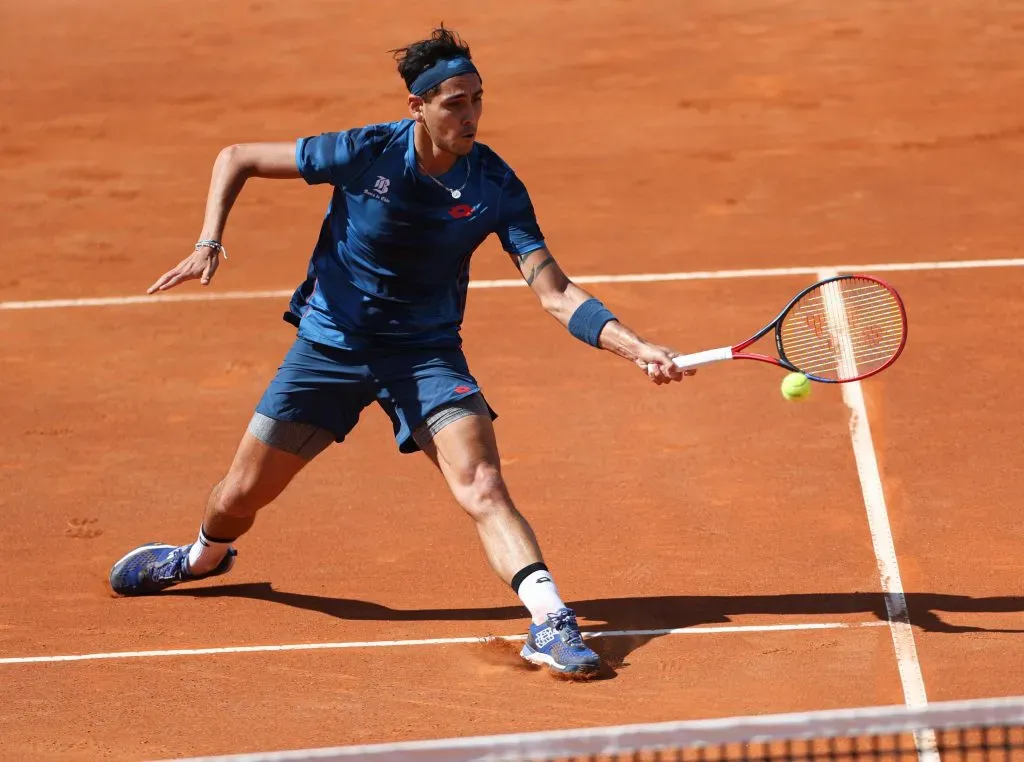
392, 26, 472, 98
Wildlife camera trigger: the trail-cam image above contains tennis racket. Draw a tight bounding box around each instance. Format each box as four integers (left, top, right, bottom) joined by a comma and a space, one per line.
671, 274, 908, 383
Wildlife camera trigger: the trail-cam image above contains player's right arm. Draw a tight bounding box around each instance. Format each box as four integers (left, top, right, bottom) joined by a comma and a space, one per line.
147, 142, 301, 294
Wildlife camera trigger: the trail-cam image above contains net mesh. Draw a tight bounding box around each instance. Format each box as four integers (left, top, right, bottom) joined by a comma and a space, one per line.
167, 696, 1024, 762
537, 726, 1023, 762
779, 276, 906, 381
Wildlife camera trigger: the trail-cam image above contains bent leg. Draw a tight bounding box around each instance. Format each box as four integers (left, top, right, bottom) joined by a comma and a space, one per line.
419, 402, 600, 675
377, 343, 601, 676
109, 416, 330, 595
200, 415, 329, 542
110, 336, 373, 595
196, 334, 372, 557
418, 404, 542, 584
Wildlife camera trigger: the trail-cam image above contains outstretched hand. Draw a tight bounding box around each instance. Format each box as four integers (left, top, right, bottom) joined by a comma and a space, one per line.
634, 342, 696, 385
147, 245, 222, 294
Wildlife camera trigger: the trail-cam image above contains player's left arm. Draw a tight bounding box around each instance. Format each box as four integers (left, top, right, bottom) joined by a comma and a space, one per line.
511, 246, 693, 385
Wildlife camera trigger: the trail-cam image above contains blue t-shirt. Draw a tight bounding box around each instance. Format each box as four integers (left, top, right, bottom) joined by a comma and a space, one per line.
286, 119, 546, 350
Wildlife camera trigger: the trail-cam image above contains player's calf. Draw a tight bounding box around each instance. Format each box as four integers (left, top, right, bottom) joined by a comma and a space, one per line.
109, 421, 319, 596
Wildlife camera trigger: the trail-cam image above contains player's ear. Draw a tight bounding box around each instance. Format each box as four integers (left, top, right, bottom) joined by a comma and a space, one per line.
408, 95, 425, 123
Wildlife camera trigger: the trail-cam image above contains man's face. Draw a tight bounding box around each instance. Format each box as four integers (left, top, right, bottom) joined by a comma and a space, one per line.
412, 74, 483, 155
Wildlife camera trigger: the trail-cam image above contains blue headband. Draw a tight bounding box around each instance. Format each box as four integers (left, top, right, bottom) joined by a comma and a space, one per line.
409, 57, 481, 96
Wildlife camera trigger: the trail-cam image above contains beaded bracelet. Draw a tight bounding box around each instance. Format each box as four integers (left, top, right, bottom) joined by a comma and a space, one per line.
195, 239, 228, 259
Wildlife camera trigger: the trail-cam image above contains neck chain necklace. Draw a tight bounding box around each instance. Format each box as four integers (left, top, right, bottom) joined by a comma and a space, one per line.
418, 154, 470, 199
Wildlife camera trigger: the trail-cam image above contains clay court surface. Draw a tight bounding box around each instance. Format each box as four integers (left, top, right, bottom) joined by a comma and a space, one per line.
2, 0, 1024, 759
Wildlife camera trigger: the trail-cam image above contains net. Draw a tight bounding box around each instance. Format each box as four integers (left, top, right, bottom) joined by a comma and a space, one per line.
166, 696, 1024, 762
779, 275, 907, 382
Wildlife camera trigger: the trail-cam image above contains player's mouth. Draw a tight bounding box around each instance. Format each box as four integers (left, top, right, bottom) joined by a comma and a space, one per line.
462, 131, 476, 140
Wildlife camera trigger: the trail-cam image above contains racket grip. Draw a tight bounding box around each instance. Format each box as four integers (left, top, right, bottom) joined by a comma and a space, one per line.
671, 346, 734, 369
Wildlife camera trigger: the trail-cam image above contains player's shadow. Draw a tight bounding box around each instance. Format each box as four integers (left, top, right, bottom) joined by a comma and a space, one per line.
167, 586, 1024, 678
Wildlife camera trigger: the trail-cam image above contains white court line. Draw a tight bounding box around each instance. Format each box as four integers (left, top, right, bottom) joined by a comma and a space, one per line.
1, 256, 1023, 311
0, 620, 886, 665
818, 268, 936, 762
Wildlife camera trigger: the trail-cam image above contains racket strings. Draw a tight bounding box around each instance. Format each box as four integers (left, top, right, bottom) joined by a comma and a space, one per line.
786, 293, 900, 319
779, 277, 905, 381
795, 284, 891, 302
794, 295, 888, 312
785, 345, 901, 364
782, 322, 905, 352
783, 319, 905, 342
786, 296, 899, 318
782, 334, 903, 377
782, 315, 905, 341
784, 350, 899, 374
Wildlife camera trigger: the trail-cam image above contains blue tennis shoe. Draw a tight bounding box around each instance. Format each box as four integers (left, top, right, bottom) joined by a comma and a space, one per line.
520, 607, 600, 676
109, 542, 236, 596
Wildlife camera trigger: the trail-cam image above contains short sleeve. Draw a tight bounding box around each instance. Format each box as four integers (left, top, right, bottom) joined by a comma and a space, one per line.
495, 172, 545, 256
296, 124, 396, 189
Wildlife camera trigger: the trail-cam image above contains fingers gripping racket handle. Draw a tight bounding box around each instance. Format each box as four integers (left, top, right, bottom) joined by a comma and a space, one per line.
671, 346, 734, 370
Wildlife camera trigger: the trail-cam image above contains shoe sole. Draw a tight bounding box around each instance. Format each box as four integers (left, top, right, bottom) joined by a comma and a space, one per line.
520, 644, 600, 676
109, 543, 176, 596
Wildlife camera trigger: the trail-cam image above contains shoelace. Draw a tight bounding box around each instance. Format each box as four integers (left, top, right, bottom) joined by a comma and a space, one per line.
549, 608, 585, 648
149, 546, 190, 583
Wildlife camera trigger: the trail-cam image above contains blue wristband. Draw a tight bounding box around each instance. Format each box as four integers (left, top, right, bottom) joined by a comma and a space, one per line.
568, 298, 617, 348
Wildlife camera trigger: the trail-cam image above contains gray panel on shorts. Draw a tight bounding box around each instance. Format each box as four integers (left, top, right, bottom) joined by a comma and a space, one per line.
412, 393, 490, 450
247, 413, 334, 461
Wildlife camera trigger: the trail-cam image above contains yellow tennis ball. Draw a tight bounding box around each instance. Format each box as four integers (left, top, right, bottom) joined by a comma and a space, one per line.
781, 372, 811, 401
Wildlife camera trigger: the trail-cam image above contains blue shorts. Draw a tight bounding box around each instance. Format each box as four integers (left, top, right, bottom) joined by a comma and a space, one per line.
255, 338, 496, 454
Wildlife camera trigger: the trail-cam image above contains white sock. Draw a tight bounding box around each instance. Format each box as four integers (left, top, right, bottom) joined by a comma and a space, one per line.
516, 568, 567, 625
187, 527, 232, 575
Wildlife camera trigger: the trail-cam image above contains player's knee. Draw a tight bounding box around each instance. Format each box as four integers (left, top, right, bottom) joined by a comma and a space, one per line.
452, 461, 509, 521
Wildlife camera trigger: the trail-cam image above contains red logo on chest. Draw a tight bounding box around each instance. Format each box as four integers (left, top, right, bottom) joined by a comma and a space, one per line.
448, 204, 474, 219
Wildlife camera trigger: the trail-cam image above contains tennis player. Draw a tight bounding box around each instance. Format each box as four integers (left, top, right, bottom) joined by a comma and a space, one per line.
109, 28, 692, 677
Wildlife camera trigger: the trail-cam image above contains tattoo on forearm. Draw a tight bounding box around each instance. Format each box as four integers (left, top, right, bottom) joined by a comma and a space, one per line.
525, 255, 555, 285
